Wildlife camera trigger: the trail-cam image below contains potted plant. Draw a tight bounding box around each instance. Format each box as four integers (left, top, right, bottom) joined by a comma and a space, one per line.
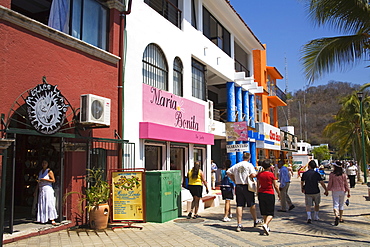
65, 168, 111, 229
85, 168, 111, 230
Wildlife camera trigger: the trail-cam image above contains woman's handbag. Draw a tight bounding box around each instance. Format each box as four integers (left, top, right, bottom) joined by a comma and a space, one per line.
247, 176, 257, 192
184, 177, 189, 189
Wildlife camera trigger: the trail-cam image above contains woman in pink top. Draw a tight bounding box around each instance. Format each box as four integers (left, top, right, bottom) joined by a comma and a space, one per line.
327, 161, 350, 226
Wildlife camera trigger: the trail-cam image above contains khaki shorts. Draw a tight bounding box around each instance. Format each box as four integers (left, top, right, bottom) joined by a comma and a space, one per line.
305, 193, 321, 206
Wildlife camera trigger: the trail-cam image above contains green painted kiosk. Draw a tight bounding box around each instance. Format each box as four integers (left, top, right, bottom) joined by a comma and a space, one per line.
145, 170, 182, 223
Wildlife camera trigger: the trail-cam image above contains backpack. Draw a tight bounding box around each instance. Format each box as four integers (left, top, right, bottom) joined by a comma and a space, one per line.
220, 171, 233, 191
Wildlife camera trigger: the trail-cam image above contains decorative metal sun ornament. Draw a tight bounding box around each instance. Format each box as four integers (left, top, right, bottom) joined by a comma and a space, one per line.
25, 80, 69, 135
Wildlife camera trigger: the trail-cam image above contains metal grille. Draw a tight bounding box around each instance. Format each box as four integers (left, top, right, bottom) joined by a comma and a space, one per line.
144, 0, 182, 28
142, 43, 168, 91
235, 59, 250, 77
90, 139, 135, 171
122, 142, 135, 169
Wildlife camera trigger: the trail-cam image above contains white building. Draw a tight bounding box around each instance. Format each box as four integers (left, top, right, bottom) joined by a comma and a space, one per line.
123, 0, 264, 184
292, 140, 314, 167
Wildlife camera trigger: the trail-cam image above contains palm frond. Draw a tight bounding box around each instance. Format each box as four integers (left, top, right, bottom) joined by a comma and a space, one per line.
360, 83, 370, 91
324, 92, 370, 160
301, 33, 369, 82
307, 0, 370, 33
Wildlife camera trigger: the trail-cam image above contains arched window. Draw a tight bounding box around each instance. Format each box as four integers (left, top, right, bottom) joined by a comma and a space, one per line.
142, 44, 168, 90
173, 57, 183, 96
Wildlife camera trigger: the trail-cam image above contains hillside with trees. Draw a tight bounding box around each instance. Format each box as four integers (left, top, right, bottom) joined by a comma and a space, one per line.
278, 81, 361, 148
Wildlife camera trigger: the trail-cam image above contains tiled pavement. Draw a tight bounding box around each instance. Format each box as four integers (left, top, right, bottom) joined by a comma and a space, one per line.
4, 173, 370, 246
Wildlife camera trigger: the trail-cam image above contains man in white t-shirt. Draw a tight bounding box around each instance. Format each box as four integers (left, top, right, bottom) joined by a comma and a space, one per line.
227, 152, 260, 232
346, 161, 358, 188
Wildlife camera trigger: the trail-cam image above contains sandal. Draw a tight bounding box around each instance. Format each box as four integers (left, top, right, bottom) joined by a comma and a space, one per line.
51, 220, 57, 226
334, 217, 339, 226
186, 212, 192, 219
193, 214, 201, 219
339, 220, 344, 223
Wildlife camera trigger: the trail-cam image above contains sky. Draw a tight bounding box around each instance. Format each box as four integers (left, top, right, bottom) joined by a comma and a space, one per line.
228, 0, 370, 93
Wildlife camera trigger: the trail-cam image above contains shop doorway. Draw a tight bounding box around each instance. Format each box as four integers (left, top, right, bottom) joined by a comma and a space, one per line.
4, 134, 62, 229
170, 145, 187, 183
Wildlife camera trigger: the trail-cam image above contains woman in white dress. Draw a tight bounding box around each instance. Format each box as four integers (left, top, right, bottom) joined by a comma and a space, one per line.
35, 160, 58, 225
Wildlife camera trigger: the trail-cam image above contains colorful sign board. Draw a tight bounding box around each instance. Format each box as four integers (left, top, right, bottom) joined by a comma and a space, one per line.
142, 83, 205, 132
111, 171, 144, 221
225, 122, 248, 141
226, 143, 249, 153
280, 130, 298, 151
256, 122, 281, 150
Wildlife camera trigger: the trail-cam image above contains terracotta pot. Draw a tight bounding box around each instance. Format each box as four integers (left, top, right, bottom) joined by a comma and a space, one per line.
89, 203, 109, 229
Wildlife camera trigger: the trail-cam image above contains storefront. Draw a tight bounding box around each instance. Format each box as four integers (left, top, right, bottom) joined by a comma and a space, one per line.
256, 122, 281, 164
140, 84, 214, 183
280, 129, 298, 164
1, 82, 134, 234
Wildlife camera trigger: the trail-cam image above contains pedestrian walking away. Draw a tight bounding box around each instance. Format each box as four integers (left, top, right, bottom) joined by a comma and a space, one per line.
256, 159, 281, 235
301, 160, 328, 223
277, 160, 295, 212
227, 152, 261, 232
327, 161, 350, 226
186, 162, 209, 219
220, 159, 234, 222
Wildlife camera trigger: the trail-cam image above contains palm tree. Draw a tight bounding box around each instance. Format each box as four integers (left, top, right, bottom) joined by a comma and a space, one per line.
301, 0, 370, 83
324, 91, 369, 177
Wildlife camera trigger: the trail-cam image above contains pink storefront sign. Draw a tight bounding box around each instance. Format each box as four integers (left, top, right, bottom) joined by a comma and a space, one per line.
142, 84, 205, 132
141, 84, 213, 145
140, 122, 214, 145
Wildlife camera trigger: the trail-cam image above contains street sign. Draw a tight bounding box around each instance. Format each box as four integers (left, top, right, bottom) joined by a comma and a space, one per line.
226, 143, 249, 153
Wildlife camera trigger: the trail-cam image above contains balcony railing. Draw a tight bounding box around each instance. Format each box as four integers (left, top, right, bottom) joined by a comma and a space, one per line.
235, 60, 250, 77
144, 0, 182, 29
269, 84, 287, 103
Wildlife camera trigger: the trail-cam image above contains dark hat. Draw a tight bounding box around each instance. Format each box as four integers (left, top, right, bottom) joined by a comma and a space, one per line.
334, 161, 342, 167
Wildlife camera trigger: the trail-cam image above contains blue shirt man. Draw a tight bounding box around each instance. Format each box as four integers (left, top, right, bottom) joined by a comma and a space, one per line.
279, 165, 290, 188
278, 160, 295, 212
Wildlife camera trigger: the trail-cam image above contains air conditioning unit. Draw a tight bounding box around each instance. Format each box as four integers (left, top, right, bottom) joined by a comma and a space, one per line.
80, 94, 111, 126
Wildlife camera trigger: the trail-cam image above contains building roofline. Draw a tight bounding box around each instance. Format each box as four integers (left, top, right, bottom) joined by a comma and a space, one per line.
225, 0, 265, 50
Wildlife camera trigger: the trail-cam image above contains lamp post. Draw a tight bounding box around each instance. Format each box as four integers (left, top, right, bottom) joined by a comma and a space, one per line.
357, 92, 367, 184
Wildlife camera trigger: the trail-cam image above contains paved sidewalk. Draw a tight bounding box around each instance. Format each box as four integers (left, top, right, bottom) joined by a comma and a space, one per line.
4, 174, 370, 246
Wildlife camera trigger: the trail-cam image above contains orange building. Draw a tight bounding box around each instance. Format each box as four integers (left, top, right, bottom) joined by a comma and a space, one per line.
253, 45, 287, 163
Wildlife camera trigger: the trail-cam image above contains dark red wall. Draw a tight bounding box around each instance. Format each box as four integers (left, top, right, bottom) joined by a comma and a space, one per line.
1, 9, 122, 226
0, 21, 119, 139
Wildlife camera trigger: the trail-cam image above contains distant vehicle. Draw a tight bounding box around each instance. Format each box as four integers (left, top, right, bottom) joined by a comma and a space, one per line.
321, 160, 331, 169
